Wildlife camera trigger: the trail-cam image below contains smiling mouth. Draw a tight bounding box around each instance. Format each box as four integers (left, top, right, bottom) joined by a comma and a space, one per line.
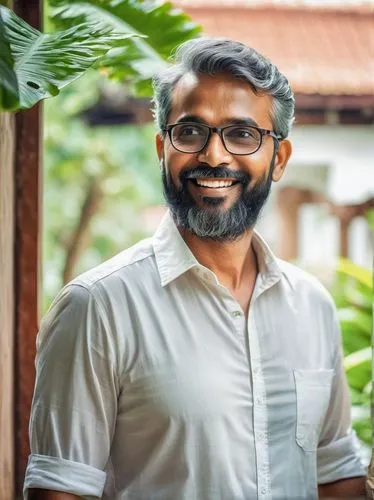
191, 178, 240, 189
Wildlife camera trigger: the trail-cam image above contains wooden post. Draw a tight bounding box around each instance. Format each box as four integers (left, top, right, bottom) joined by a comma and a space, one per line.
13, 104, 42, 496
339, 218, 350, 258
0, 112, 15, 500
12, 1, 42, 495
275, 187, 308, 261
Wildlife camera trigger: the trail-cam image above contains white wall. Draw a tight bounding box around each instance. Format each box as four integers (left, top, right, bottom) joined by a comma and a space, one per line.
257, 124, 374, 268
286, 125, 374, 204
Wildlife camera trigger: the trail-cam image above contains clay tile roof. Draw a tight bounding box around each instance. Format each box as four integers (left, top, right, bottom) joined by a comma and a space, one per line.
174, 2, 374, 95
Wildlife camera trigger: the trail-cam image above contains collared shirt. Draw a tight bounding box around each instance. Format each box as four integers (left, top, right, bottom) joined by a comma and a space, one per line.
24, 210, 364, 500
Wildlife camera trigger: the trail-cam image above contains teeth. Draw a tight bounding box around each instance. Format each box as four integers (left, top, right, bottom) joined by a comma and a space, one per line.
195, 178, 234, 188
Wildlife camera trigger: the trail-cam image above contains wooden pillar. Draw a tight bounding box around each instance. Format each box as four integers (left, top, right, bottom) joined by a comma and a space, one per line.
13, 1, 42, 496
339, 218, 350, 258
14, 104, 42, 496
0, 112, 15, 500
276, 186, 307, 261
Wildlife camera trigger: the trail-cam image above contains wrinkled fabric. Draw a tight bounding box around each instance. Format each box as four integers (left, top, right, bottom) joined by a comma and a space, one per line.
24, 211, 365, 500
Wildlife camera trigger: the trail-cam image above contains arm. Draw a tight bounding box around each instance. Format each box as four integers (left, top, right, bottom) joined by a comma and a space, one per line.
318, 476, 366, 498
316, 304, 366, 494
24, 284, 118, 499
29, 490, 81, 500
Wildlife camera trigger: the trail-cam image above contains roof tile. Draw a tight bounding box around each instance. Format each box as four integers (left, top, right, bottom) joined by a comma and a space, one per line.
174, 4, 374, 95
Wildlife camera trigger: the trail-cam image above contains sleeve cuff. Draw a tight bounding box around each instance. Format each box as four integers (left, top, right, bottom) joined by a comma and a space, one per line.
317, 431, 366, 484
23, 453, 107, 499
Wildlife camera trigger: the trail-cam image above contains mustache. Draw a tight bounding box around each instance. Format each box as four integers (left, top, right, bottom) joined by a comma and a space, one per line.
180, 166, 249, 184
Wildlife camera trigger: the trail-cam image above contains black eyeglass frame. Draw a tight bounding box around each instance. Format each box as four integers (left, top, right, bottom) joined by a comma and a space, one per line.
163, 122, 283, 156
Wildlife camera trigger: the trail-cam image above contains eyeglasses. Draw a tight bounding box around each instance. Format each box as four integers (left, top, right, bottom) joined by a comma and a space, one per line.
163, 122, 282, 156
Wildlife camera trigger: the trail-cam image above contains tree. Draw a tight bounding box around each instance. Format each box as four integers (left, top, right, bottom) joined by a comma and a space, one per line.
43, 71, 162, 307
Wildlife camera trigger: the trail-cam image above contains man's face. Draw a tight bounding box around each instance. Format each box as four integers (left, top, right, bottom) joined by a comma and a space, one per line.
156, 72, 291, 241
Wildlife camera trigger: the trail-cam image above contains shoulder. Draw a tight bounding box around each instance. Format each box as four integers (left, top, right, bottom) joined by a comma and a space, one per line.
39, 238, 155, 352
43, 237, 156, 325
276, 258, 336, 313
69, 236, 155, 294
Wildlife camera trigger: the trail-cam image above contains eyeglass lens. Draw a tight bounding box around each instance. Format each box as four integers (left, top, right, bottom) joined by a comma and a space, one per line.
171, 123, 262, 154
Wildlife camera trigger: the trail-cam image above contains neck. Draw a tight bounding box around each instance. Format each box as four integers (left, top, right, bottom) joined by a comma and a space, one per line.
179, 227, 258, 291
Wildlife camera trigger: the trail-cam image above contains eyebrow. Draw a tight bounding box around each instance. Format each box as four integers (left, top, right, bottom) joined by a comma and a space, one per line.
175, 115, 260, 128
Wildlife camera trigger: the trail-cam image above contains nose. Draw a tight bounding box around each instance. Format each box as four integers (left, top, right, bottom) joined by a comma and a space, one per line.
197, 130, 232, 167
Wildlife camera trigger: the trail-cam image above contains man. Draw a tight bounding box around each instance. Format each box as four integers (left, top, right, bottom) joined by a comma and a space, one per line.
25, 38, 366, 499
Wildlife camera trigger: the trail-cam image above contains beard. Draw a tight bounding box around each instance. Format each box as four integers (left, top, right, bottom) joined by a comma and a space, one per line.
161, 149, 276, 242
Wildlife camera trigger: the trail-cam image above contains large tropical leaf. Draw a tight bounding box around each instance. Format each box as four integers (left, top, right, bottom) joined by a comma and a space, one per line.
0, 7, 19, 108
49, 0, 201, 94
0, 5, 133, 110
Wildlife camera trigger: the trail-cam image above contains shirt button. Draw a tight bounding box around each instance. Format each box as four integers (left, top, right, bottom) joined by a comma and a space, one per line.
256, 397, 263, 405
232, 310, 242, 318
253, 367, 259, 374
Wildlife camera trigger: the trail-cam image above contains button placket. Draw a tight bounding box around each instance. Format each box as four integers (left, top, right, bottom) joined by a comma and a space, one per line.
246, 311, 271, 499
223, 296, 245, 335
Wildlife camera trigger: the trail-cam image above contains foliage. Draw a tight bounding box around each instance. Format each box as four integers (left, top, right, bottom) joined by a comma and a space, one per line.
43, 70, 162, 310
49, 0, 201, 94
0, 1, 200, 110
0, 5, 128, 110
330, 258, 373, 446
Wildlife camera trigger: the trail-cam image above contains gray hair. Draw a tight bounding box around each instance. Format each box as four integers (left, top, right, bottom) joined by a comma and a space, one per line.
152, 37, 295, 139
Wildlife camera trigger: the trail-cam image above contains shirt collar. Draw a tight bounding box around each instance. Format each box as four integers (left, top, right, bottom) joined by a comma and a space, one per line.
153, 210, 284, 288
153, 210, 199, 287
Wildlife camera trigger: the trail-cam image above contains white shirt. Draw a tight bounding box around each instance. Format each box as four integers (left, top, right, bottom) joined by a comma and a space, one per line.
24, 211, 364, 500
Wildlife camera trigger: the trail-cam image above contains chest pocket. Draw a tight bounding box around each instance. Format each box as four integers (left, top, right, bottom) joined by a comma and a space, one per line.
293, 369, 334, 452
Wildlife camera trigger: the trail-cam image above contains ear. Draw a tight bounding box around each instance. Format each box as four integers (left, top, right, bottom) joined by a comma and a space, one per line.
156, 133, 164, 162
272, 139, 292, 182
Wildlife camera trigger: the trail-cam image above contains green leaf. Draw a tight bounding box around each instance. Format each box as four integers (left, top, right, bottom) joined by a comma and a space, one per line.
329, 257, 372, 448
346, 360, 371, 392
342, 327, 371, 357
352, 415, 372, 446
0, 7, 19, 108
344, 347, 372, 371
0, 5, 134, 110
366, 208, 374, 231
49, 0, 201, 93
338, 307, 372, 337
337, 257, 373, 290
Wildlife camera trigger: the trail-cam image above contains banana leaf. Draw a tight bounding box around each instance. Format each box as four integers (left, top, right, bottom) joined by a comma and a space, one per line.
0, 5, 133, 110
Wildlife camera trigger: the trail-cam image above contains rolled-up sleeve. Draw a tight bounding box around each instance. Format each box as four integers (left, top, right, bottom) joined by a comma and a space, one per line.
24, 284, 118, 499
317, 307, 366, 484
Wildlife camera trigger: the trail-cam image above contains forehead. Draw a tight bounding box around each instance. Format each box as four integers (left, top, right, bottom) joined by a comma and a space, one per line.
169, 72, 274, 129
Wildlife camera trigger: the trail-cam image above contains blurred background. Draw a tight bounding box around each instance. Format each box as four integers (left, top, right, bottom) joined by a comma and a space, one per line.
0, 0, 373, 497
